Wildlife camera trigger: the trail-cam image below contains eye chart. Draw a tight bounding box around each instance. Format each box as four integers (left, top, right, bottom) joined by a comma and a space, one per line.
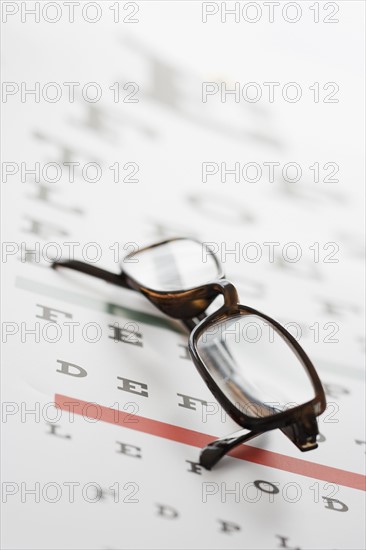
1, 2, 365, 549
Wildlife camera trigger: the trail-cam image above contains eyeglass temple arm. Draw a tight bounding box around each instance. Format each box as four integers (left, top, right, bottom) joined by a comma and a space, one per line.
52, 260, 133, 290
200, 418, 319, 470
52, 260, 202, 337
200, 428, 264, 470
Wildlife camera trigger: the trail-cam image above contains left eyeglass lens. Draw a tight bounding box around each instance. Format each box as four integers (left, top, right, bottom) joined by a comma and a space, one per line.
123, 239, 221, 291
195, 313, 316, 418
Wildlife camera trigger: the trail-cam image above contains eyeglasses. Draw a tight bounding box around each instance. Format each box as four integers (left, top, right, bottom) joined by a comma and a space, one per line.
52, 237, 326, 470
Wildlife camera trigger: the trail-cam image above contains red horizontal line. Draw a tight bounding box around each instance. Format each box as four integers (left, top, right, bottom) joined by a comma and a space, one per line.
55, 393, 365, 492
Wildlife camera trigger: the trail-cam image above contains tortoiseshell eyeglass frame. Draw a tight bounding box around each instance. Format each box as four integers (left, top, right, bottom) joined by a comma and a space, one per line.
52, 237, 326, 470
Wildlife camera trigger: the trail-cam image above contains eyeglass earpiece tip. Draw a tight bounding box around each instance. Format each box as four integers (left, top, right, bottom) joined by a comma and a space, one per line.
298, 438, 318, 452
199, 445, 225, 470
199, 453, 213, 470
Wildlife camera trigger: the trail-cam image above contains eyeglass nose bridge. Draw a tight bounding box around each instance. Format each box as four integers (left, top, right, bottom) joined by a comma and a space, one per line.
208, 279, 240, 308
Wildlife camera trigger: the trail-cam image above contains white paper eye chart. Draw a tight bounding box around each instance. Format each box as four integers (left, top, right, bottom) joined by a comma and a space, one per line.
1, 2, 365, 549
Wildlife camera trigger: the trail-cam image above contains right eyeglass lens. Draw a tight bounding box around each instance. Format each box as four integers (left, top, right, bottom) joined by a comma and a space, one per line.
196, 313, 316, 418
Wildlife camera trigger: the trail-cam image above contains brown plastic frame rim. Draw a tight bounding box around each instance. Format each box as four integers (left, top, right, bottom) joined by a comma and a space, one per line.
188, 303, 327, 432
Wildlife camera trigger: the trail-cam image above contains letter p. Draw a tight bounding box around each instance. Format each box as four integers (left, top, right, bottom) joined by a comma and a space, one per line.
202, 163, 219, 182
202, 482, 219, 502
2, 482, 19, 503
1, 162, 19, 182
202, 82, 219, 102
1, 3, 19, 23
202, 2, 219, 23
2, 322, 19, 343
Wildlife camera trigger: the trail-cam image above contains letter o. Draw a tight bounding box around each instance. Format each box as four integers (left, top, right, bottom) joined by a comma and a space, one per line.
282, 482, 302, 503
82, 2, 102, 22
242, 82, 262, 103
241, 321, 262, 343
42, 162, 62, 182
42, 482, 62, 503
242, 242, 262, 263
242, 162, 262, 183
42, 242, 62, 263
42, 82, 62, 103
82, 482, 102, 502
42, 403, 62, 423
42, 2, 62, 22
254, 480, 280, 494
82, 403, 102, 423
282, 242, 302, 263
82, 322, 102, 343
282, 82, 302, 103
282, 2, 302, 22
283, 321, 302, 341
82, 242, 102, 262
282, 162, 302, 182
241, 2, 262, 22
42, 322, 62, 343
82, 162, 102, 182
82, 82, 102, 102
242, 482, 261, 503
